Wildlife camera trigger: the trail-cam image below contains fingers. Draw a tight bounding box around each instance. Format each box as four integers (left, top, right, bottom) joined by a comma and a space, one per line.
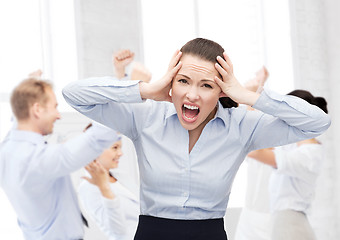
216, 55, 232, 75
114, 49, 135, 61
223, 52, 233, 72
214, 76, 224, 88
215, 53, 235, 85
168, 50, 182, 71
85, 161, 104, 173
28, 69, 43, 78
170, 60, 182, 76
215, 60, 227, 77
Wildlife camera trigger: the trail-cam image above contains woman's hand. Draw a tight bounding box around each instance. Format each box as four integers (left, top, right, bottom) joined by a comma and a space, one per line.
139, 50, 182, 102
83, 160, 109, 188
214, 52, 260, 106
82, 161, 115, 199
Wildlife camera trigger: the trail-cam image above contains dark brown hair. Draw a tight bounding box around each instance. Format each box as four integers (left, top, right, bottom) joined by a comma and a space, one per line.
180, 38, 238, 108
287, 89, 328, 113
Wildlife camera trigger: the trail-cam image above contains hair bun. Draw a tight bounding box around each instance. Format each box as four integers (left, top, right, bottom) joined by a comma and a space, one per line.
313, 97, 328, 113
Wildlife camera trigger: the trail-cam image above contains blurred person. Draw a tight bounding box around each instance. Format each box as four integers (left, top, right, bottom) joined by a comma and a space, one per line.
235, 66, 272, 240
78, 50, 151, 240
0, 76, 117, 240
78, 124, 139, 240
113, 49, 151, 83
248, 89, 329, 240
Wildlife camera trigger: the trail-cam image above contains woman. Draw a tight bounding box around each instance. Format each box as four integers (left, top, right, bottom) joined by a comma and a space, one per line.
248, 90, 328, 240
78, 126, 139, 240
63, 38, 330, 240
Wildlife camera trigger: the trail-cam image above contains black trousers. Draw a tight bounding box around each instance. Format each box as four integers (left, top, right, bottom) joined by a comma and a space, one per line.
134, 215, 228, 240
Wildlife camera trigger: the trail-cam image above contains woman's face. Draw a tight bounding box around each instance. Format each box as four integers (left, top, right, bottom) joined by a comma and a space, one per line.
171, 54, 223, 131
97, 140, 123, 171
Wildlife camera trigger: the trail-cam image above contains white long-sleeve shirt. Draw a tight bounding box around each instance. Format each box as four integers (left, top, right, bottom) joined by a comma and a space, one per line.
63, 77, 331, 220
269, 143, 324, 214
78, 176, 139, 240
0, 123, 118, 240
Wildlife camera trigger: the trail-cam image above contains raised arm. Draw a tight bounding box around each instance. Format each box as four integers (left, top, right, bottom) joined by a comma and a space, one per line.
62, 50, 182, 138
79, 161, 127, 236
214, 53, 331, 150
28, 123, 118, 180
243, 66, 269, 93
248, 148, 277, 168
113, 49, 135, 79
131, 62, 152, 83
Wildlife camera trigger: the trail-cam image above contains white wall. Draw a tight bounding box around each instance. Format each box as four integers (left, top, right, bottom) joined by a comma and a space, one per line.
289, 0, 339, 239
324, 0, 340, 238
74, 0, 144, 79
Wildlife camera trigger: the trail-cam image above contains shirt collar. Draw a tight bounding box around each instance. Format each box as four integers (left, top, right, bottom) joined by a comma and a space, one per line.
213, 102, 229, 126
165, 103, 177, 120
8, 129, 46, 145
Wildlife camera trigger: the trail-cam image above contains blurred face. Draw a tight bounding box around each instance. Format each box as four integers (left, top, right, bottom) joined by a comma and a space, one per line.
97, 140, 123, 171
171, 54, 222, 131
39, 88, 61, 135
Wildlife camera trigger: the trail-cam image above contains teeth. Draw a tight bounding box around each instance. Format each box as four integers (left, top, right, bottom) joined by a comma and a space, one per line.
184, 104, 199, 110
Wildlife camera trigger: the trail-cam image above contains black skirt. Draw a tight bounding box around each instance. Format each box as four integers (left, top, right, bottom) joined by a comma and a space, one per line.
134, 215, 228, 240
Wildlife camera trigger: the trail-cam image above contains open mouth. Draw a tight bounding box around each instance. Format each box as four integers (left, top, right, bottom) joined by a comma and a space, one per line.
182, 103, 200, 123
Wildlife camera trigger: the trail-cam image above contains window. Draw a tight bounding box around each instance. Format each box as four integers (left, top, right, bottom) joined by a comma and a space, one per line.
0, 0, 77, 238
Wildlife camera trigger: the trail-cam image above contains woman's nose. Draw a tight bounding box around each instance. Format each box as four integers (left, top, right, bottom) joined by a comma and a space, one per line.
118, 149, 123, 157
186, 87, 200, 101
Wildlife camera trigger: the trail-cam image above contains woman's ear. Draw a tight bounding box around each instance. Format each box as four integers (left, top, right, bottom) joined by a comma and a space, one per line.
169, 89, 173, 103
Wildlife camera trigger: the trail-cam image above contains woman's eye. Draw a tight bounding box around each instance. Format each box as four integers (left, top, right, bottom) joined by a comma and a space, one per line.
203, 83, 213, 89
178, 79, 188, 84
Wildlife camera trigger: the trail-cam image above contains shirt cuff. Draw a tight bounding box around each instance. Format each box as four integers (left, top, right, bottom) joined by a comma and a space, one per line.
115, 80, 143, 103
252, 88, 283, 115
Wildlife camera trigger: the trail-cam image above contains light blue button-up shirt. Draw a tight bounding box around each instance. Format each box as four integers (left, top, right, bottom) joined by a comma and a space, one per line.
63, 77, 331, 220
0, 124, 118, 240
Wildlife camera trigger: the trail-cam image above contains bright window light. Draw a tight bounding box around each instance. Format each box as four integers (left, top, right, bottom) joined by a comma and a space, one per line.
141, 0, 196, 81
0, 0, 77, 238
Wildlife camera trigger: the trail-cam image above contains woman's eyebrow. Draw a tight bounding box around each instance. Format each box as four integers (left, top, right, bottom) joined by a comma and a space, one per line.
177, 73, 191, 79
201, 79, 215, 83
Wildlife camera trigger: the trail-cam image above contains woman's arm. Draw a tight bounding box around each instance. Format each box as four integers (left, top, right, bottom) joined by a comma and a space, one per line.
248, 148, 277, 168
82, 161, 115, 199
214, 52, 331, 150
27, 123, 118, 181
79, 167, 128, 236
62, 51, 182, 139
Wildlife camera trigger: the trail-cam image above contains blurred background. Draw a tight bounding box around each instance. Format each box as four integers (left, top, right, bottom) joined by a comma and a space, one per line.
0, 0, 339, 239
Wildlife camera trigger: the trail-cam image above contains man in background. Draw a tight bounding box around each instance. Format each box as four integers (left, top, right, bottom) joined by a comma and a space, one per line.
0, 76, 117, 240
